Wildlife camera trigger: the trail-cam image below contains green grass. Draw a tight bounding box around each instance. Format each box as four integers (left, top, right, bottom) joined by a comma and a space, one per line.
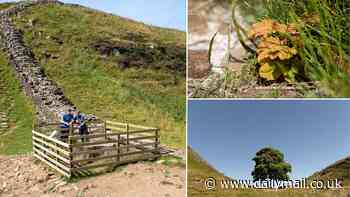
188, 147, 225, 178
188, 147, 227, 196
0, 2, 14, 10
157, 155, 186, 168
11, 4, 186, 148
0, 53, 36, 155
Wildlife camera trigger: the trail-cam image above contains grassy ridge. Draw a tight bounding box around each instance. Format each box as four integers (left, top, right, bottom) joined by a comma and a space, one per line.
188, 147, 227, 196
188, 147, 225, 178
309, 157, 350, 187
12, 4, 186, 148
0, 53, 36, 155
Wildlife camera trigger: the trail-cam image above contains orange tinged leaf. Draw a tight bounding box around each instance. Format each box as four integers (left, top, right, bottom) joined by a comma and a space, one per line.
287, 24, 299, 36
250, 18, 302, 82
249, 19, 275, 39
249, 19, 300, 39
256, 37, 297, 63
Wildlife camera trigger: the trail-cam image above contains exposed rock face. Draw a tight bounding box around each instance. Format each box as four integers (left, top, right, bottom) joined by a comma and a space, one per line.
0, 0, 73, 123
90, 39, 186, 74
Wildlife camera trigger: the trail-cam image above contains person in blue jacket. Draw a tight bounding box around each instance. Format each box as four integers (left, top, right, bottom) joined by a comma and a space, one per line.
73, 110, 88, 141
60, 109, 74, 129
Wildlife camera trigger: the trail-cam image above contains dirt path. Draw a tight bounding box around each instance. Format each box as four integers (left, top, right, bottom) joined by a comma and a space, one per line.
0, 154, 185, 197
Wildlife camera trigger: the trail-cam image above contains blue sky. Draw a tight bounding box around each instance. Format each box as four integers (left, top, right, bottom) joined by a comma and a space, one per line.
188, 100, 350, 180
0, 0, 186, 31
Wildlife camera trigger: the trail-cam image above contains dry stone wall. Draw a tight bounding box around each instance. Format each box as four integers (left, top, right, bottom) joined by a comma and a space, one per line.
0, 0, 74, 123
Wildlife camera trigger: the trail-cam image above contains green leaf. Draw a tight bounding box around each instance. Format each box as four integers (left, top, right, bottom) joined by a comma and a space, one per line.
208, 32, 218, 65
259, 62, 282, 81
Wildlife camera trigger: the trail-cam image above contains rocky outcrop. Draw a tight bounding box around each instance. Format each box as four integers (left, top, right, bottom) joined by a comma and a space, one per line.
91, 39, 186, 74
0, 0, 73, 123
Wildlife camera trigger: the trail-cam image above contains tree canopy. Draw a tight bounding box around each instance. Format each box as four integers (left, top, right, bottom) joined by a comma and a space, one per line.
252, 147, 292, 181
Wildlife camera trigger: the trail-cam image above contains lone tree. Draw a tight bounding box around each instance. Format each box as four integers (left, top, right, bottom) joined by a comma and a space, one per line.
252, 147, 292, 181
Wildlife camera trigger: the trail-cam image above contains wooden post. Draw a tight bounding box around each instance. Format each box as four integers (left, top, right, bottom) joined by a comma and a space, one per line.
69, 125, 73, 138
104, 120, 107, 140
117, 134, 120, 161
55, 142, 59, 163
41, 131, 47, 155
126, 123, 129, 152
155, 129, 159, 154
68, 135, 73, 178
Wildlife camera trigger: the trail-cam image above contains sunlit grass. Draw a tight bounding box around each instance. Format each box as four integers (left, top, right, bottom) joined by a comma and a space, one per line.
0, 54, 36, 155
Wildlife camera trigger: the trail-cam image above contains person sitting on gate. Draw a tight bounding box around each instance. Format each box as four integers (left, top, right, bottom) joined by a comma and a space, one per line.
60, 108, 74, 129
73, 110, 88, 137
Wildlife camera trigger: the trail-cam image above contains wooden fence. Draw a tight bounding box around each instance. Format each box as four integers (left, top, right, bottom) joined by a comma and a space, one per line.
32, 120, 160, 177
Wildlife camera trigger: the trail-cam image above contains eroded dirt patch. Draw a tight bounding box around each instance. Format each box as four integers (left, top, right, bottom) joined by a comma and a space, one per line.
0, 154, 185, 197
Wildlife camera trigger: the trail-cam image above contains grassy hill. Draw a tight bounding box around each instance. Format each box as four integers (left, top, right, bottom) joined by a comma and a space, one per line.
0, 1, 186, 151
188, 146, 227, 196
188, 146, 225, 178
0, 2, 13, 10
187, 147, 349, 197
0, 53, 36, 155
309, 157, 350, 187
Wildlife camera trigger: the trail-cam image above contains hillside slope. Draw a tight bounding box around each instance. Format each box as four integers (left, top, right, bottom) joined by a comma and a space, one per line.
309, 156, 350, 187
0, 53, 35, 155
188, 146, 227, 196
2, 1, 185, 149
188, 146, 224, 178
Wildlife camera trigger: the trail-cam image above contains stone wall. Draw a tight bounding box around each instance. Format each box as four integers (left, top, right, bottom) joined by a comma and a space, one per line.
0, 0, 74, 123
